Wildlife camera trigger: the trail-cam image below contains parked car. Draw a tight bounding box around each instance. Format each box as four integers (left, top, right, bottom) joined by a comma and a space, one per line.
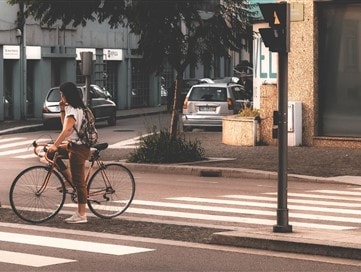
181, 82, 250, 131
42, 84, 117, 128
94, 84, 113, 100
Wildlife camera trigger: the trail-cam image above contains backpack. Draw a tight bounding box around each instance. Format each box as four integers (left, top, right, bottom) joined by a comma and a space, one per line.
74, 107, 98, 147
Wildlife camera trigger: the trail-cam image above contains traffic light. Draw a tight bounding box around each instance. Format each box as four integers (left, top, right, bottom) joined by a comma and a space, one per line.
258, 2, 290, 53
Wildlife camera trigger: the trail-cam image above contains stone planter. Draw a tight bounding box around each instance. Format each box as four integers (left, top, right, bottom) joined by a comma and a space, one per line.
222, 115, 260, 146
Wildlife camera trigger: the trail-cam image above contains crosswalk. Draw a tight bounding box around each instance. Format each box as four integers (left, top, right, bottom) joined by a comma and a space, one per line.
118, 188, 361, 231
0, 136, 39, 159
58, 187, 361, 231
0, 135, 143, 160
0, 230, 154, 268
2, 187, 361, 268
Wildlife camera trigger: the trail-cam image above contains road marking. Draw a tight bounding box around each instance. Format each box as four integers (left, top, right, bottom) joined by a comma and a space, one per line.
108, 136, 141, 149
126, 207, 352, 230
0, 140, 35, 149
129, 200, 361, 224
108, 133, 152, 149
0, 232, 154, 256
265, 192, 361, 202
0, 137, 26, 143
0, 137, 50, 158
223, 194, 361, 207
14, 153, 37, 159
311, 190, 361, 196
0, 250, 75, 267
0, 147, 29, 156
169, 197, 361, 215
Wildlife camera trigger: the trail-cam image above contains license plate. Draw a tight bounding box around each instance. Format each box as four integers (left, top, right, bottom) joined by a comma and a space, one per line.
199, 106, 215, 112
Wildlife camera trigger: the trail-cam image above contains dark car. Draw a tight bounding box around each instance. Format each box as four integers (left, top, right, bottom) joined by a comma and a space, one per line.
42, 84, 117, 128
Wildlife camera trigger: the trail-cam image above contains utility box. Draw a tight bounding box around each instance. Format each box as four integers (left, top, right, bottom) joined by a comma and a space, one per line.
288, 101, 302, 146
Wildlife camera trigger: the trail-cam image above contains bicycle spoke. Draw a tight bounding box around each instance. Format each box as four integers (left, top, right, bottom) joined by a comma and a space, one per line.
9, 166, 66, 223
87, 163, 135, 218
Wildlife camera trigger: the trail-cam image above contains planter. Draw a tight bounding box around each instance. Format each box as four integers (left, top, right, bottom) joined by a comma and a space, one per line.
222, 115, 260, 146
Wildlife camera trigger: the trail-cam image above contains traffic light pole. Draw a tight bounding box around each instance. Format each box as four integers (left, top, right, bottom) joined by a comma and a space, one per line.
274, 51, 292, 233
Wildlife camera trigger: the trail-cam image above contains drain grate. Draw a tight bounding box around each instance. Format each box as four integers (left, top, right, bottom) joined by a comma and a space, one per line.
200, 170, 222, 177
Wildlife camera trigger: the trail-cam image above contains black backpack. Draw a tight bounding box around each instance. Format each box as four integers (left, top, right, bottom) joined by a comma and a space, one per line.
74, 107, 98, 147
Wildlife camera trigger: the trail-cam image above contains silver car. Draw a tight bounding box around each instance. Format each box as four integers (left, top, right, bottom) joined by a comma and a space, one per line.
42, 84, 117, 128
182, 83, 249, 131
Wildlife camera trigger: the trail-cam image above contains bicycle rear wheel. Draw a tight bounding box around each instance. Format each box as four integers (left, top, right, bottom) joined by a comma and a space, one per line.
87, 163, 135, 218
9, 165, 66, 224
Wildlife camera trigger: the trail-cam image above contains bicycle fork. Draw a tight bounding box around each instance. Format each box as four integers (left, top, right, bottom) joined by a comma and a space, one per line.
35, 164, 55, 196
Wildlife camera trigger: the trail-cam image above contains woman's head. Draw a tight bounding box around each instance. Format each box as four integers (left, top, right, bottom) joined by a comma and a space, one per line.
59, 82, 85, 109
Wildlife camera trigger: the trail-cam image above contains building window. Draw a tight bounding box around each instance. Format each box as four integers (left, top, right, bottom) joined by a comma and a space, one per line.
131, 59, 149, 107
318, 3, 361, 137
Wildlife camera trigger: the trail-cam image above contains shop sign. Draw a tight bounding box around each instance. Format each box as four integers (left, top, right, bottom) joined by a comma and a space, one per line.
27, 46, 41, 59
103, 49, 123, 61
3, 45, 20, 59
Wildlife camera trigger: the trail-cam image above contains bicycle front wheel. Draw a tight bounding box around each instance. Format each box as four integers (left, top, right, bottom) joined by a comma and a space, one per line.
87, 163, 135, 218
9, 165, 66, 224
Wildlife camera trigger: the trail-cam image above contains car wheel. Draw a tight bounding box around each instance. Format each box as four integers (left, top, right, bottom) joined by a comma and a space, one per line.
107, 115, 116, 126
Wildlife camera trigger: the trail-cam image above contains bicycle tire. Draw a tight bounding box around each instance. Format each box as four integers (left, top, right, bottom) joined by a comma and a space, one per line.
87, 163, 135, 219
9, 165, 66, 224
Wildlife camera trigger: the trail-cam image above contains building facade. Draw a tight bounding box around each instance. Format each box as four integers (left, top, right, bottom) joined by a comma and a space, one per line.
0, 2, 243, 121
253, 0, 361, 147
0, 3, 168, 121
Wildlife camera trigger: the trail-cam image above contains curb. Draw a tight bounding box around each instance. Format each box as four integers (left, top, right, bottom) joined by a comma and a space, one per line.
210, 228, 361, 260
0, 124, 44, 136
122, 162, 361, 186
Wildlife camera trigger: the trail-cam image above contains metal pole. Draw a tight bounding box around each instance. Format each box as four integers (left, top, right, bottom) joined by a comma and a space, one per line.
273, 51, 292, 233
22, 24, 27, 120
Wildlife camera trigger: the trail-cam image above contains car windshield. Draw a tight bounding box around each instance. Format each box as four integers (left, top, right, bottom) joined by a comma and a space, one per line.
189, 87, 227, 102
90, 85, 107, 99
47, 88, 61, 102
47, 87, 83, 102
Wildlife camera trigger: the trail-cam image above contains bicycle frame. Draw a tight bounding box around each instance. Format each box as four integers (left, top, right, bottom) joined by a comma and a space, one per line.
35, 142, 113, 200
11, 140, 135, 223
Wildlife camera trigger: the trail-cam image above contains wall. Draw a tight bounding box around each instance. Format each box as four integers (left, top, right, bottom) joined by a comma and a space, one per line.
287, 0, 316, 146
255, 1, 316, 146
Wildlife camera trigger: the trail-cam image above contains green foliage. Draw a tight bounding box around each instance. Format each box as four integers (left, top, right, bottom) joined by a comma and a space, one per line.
11, 0, 253, 137
127, 130, 205, 164
11, 0, 252, 74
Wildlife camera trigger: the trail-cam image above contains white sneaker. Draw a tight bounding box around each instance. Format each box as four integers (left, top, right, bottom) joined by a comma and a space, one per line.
65, 212, 87, 224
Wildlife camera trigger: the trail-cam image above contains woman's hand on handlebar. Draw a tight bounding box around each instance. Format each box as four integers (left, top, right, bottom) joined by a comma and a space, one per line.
47, 144, 58, 154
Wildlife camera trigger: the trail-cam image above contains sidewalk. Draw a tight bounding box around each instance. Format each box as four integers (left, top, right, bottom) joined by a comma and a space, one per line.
1, 105, 361, 260
0, 105, 168, 136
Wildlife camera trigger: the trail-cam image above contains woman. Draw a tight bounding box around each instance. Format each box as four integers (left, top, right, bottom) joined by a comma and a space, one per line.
48, 82, 91, 224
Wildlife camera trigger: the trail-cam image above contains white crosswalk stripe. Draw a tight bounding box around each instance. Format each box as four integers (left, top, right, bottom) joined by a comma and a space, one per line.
108, 133, 152, 149
0, 136, 50, 159
61, 189, 361, 231
0, 250, 75, 267
0, 231, 154, 267
0, 134, 144, 159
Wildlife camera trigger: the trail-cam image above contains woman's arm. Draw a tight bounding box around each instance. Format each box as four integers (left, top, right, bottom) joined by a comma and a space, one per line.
48, 115, 75, 152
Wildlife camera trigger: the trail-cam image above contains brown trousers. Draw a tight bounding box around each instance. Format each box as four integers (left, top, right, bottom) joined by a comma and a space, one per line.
49, 142, 91, 204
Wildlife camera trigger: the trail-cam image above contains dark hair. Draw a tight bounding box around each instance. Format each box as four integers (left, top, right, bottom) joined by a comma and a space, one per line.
59, 82, 86, 109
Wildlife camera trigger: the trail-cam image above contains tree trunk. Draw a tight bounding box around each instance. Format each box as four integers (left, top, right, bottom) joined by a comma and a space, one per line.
169, 72, 183, 138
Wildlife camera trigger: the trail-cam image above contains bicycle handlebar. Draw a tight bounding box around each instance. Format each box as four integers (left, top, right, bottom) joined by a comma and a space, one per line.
32, 140, 57, 165
32, 140, 109, 165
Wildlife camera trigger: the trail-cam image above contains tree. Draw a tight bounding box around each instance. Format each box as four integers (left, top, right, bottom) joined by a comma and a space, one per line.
10, 0, 253, 137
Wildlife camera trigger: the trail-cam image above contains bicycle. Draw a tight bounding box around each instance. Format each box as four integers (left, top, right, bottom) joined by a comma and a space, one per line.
9, 140, 136, 224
